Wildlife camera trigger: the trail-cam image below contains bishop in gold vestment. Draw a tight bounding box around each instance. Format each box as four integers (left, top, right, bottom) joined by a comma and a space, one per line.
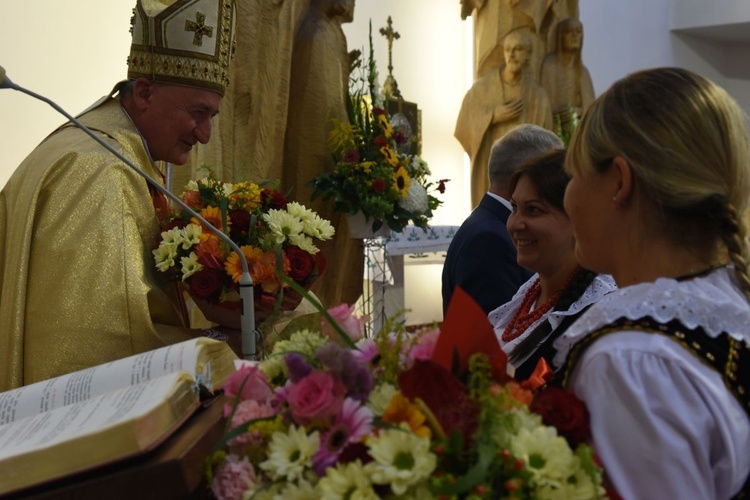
0, 98, 192, 390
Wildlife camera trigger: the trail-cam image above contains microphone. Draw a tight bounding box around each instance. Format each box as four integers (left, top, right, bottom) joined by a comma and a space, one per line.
0, 65, 258, 360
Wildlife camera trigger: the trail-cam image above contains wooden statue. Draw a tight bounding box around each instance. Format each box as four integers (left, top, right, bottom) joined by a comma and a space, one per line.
281, 0, 365, 308
455, 29, 554, 207
541, 17, 595, 130
172, 0, 310, 190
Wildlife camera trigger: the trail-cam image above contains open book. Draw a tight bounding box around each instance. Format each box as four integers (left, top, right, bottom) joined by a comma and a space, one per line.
0, 337, 238, 495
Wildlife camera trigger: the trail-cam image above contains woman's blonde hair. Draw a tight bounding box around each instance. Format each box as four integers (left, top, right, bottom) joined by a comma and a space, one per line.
566, 67, 750, 298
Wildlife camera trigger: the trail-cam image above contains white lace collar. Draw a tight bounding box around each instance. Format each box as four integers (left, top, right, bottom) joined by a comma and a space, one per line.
488, 273, 617, 352
552, 267, 750, 368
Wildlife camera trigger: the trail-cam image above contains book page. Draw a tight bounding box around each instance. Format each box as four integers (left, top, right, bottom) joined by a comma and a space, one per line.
0, 371, 194, 461
0, 338, 207, 425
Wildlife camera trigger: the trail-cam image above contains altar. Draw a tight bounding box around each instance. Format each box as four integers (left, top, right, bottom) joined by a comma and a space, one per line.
361, 225, 458, 334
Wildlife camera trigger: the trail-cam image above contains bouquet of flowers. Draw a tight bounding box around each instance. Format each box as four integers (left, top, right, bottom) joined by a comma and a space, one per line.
307, 29, 446, 234
207, 289, 606, 499
153, 173, 335, 327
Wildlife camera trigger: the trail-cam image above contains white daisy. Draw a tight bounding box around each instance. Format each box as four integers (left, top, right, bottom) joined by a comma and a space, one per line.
160, 227, 183, 246
365, 427, 436, 495
180, 252, 203, 281
304, 215, 335, 241
263, 209, 305, 244
510, 426, 576, 485
181, 223, 202, 249
153, 242, 178, 272
367, 383, 398, 416
222, 182, 234, 198
286, 202, 315, 223
260, 425, 320, 482
273, 477, 318, 500
184, 179, 199, 192
318, 460, 378, 500
288, 233, 319, 254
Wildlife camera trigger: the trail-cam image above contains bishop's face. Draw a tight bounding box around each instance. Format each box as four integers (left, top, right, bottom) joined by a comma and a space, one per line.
503, 35, 530, 74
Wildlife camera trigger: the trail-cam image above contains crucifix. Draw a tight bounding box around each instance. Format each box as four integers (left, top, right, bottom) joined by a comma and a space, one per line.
185, 11, 214, 47
379, 16, 402, 99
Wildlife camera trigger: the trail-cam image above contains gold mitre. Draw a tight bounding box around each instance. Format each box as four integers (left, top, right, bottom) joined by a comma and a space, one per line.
127, 0, 236, 96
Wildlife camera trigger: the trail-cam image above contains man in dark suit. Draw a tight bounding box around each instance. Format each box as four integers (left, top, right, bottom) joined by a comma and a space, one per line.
442, 124, 563, 315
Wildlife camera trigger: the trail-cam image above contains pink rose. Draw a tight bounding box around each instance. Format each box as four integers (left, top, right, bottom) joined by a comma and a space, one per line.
322, 303, 366, 343
223, 361, 273, 415
406, 328, 440, 365
286, 370, 345, 425
211, 454, 257, 500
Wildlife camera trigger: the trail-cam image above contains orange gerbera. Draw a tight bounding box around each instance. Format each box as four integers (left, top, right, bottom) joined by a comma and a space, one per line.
382, 393, 432, 438
192, 205, 226, 233
225, 245, 261, 284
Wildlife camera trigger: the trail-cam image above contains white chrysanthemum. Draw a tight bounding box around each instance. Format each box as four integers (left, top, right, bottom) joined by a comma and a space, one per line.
551, 463, 604, 500
286, 202, 315, 223
407, 155, 431, 177
263, 209, 305, 244
260, 425, 320, 482
180, 252, 203, 281
160, 227, 183, 246
509, 406, 544, 433
288, 234, 319, 254
184, 179, 199, 192
318, 460, 378, 500
261, 330, 328, 379
367, 383, 398, 416
181, 223, 202, 249
365, 428, 437, 495
274, 477, 318, 500
510, 426, 576, 484
222, 182, 234, 197
243, 484, 281, 500
153, 242, 178, 272
305, 215, 335, 240
398, 182, 429, 214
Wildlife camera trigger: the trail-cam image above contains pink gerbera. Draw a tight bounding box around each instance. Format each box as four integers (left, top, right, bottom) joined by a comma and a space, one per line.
312, 398, 373, 475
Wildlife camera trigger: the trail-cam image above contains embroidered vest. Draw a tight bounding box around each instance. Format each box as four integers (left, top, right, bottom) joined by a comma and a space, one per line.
556, 316, 750, 497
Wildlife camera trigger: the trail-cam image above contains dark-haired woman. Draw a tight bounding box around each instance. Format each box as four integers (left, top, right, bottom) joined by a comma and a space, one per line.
488, 149, 616, 379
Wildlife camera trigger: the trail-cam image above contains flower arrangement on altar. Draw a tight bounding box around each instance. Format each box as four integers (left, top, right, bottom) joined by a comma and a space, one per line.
207, 288, 606, 499
152, 173, 335, 325
307, 29, 446, 234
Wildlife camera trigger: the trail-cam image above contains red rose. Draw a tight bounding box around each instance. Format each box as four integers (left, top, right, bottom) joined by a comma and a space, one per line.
229, 209, 252, 241
531, 387, 591, 446
261, 189, 289, 210
373, 136, 388, 148
437, 178, 450, 194
188, 269, 224, 301
284, 246, 315, 283
371, 178, 387, 194
314, 251, 327, 276
372, 107, 385, 116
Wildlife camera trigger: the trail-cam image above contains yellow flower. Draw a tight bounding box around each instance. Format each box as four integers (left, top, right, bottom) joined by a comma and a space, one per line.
192, 205, 226, 233
328, 120, 357, 155
393, 166, 411, 198
380, 147, 400, 168
382, 393, 432, 438
231, 181, 263, 210
225, 245, 262, 283
378, 113, 393, 138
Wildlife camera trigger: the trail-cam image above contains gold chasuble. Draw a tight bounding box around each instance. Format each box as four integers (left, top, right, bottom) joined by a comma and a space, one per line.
0, 98, 190, 391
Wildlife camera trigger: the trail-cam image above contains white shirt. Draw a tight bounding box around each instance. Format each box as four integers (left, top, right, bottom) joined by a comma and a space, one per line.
489, 273, 616, 368
554, 267, 750, 499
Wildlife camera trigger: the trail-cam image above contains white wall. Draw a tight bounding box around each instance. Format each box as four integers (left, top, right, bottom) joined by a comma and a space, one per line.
0, 1, 133, 190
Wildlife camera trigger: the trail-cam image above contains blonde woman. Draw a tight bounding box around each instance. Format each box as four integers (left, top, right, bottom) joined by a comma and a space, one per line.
556, 67, 750, 498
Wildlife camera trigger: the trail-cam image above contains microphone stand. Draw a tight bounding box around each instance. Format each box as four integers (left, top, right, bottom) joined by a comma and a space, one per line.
1, 68, 258, 360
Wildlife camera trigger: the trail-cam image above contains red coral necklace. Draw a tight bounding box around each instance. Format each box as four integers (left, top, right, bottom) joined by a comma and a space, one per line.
502, 266, 582, 343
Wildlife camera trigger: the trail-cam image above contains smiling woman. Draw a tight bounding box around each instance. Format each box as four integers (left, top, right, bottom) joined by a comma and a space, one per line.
488, 149, 616, 379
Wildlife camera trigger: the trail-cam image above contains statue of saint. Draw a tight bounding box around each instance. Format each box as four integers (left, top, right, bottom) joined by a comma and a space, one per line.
173, 0, 310, 189
540, 17, 595, 131
282, 0, 365, 308
455, 29, 554, 207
